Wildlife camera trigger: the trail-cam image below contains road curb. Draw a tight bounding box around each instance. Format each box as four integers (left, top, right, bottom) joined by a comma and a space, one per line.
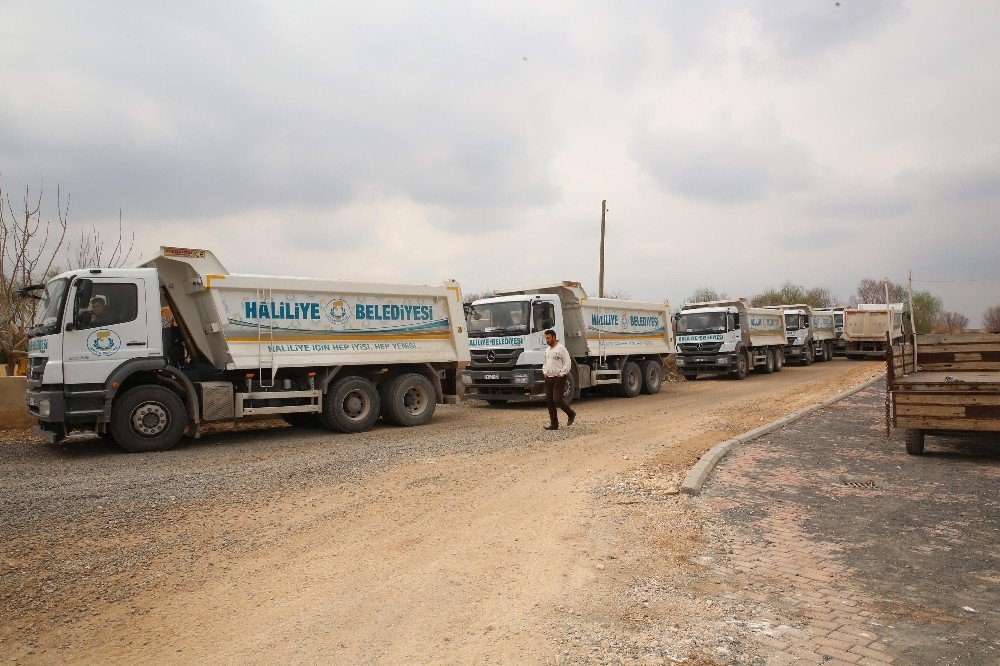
680, 372, 886, 496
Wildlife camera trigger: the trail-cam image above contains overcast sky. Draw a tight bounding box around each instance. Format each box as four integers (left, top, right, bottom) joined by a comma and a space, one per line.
2, 1, 998, 324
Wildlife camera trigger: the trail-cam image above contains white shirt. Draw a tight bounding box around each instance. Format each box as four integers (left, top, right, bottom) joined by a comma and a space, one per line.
543, 342, 572, 377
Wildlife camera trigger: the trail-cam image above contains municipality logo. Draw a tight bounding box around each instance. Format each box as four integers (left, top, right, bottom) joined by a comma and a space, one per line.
325, 297, 351, 326
87, 329, 122, 356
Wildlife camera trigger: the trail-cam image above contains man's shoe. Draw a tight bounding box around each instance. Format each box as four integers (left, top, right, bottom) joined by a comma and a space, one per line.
544, 424, 559, 431
567, 413, 575, 426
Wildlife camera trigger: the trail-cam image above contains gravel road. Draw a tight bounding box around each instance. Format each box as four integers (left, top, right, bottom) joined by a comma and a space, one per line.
0, 359, 882, 664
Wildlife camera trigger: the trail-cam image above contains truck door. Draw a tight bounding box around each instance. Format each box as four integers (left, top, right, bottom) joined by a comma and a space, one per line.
530, 300, 558, 353
62, 278, 150, 385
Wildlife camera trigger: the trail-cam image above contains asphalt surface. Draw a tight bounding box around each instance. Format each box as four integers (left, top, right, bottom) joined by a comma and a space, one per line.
701, 382, 1000, 664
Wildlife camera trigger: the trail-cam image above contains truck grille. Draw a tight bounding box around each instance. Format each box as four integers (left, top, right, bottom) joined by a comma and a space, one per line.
679, 342, 722, 354
470, 348, 522, 368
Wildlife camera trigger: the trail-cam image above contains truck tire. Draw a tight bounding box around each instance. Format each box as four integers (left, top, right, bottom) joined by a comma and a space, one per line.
773, 349, 783, 372
802, 345, 814, 366
824, 341, 833, 362
320, 375, 380, 433
905, 429, 925, 455
109, 385, 187, 453
732, 352, 748, 380
281, 413, 321, 428
640, 359, 663, 394
381, 373, 436, 427
757, 349, 775, 374
616, 361, 642, 398
562, 370, 576, 406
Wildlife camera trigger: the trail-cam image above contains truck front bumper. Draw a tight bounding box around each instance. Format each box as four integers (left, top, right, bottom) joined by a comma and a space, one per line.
676, 353, 734, 376
25, 387, 69, 443
461, 368, 546, 401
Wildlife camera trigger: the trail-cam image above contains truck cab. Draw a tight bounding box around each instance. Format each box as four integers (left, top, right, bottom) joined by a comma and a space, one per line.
673, 306, 741, 375
461, 294, 562, 403
24, 268, 166, 443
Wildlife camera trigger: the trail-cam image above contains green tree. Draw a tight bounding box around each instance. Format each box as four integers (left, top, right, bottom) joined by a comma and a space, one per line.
686, 287, 728, 303
750, 282, 837, 308
910, 291, 943, 334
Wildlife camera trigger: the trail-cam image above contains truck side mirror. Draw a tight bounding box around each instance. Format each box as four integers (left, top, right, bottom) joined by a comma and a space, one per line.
74, 278, 93, 307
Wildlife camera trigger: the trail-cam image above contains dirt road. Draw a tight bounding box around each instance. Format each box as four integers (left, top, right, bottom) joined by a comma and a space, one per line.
0, 360, 882, 664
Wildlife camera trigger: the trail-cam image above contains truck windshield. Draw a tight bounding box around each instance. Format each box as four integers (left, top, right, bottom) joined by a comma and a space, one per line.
467, 301, 530, 337
27, 278, 69, 337
785, 315, 803, 330
676, 312, 727, 334
835, 313, 844, 326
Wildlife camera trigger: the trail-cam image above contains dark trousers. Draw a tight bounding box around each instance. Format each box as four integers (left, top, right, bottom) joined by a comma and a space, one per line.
544, 375, 576, 426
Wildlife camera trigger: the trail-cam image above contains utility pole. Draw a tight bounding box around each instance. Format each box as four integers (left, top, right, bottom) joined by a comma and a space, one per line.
908, 270, 918, 366
599, 200, 606, 298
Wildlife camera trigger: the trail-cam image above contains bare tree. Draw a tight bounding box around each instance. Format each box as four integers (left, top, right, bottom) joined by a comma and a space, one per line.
463, 290, 496, 305
934, 311, 969, 334
686, 287, 728, 303
983, 305, 1000, 334
603, 289, 632, 300
66, 210, 135, 269
0, 179, 69, 374
852, 278, 907, 306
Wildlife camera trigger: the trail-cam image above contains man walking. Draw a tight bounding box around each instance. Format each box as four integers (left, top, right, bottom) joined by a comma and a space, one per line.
542, 329, 576, 430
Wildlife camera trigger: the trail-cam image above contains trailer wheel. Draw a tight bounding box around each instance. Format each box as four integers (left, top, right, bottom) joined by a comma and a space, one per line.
381, 373, 436, 427
732, 352, 748, 380
773, 349, 783, 372
616, 361, 643, 398
320, 376, 380, 433
640, 359, 663, 394
757, 349, 775, 374
905, 429, 925, 455
110, 385, 187, 453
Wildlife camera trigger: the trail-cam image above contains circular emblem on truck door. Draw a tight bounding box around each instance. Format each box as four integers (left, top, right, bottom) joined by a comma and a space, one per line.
87, 329, 122, 356
486, 350, 497, 362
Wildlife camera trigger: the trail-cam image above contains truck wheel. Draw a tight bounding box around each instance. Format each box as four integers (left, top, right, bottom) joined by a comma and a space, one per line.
905, 429, 925, 455
757, 349, 775, 374
562, 371, 576, 406
802, 346, 813, 366
281, 413, 321, 428
824, 342, 833, 361
773, 349, 783, 372
110, 385, 187, 453
640, 359, 663, 394
381, 373, 436, 427
616, 361, 642, 398
320, 376, 380, 433
732, 352, 748, 380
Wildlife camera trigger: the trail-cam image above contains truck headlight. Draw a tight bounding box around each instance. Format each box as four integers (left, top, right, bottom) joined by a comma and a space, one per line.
512, 371, 530, 384
460, 372, 472, 386
38, 398, 51, 418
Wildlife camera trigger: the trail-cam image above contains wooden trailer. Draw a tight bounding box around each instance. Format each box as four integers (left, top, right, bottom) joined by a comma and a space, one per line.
887, 333, 1000, 454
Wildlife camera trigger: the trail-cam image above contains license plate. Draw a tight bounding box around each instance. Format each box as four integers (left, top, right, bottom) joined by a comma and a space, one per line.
483, 374, 500, 380
694, 357, 710, 363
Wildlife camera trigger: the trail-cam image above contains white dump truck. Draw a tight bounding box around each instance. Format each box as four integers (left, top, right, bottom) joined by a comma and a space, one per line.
674, 299, 787, 379
816, 308, 847, 356
764, 304, 837, 365
843, 303, 905, 360
460, 282, 673, 404
21, 247, 469, 452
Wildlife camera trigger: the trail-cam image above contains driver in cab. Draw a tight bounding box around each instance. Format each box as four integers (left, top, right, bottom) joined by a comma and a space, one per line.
82, 295, 112, 327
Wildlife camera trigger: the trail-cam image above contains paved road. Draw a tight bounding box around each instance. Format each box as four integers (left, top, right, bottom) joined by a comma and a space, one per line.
700, 382, 1000, 664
